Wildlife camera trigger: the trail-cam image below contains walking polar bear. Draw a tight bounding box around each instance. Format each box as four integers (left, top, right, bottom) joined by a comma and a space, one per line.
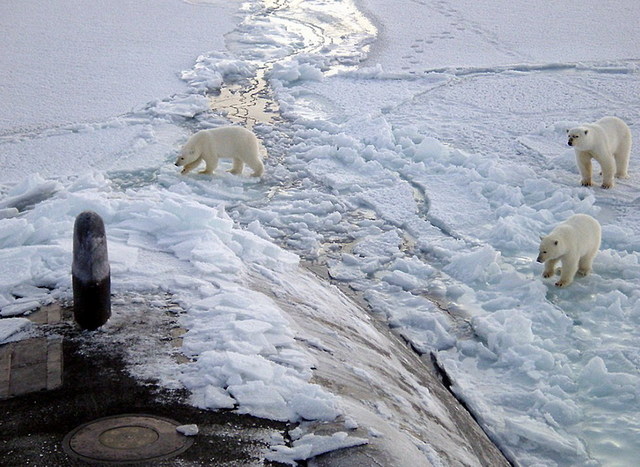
537, 214, 601, 287
175, 126, 264, 177
567, 116, 631, 189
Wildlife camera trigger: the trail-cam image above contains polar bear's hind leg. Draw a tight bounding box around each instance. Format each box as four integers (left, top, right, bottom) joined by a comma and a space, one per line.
248, 158, 265, 177
578, 255, 594, 276
229, 158, 244, 175
615, 138, 631, 178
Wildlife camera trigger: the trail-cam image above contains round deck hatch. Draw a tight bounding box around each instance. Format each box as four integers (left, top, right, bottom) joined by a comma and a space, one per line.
63, 414, 194, 464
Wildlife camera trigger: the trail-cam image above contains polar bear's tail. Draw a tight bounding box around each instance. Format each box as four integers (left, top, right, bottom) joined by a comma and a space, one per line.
258, 143, 268, 160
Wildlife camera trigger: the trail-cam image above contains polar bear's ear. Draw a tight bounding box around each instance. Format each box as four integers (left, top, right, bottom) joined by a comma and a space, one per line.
566, 129, 569, 134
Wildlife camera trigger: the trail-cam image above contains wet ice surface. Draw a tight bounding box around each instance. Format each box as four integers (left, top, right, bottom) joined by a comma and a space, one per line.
2, 0, 640, 465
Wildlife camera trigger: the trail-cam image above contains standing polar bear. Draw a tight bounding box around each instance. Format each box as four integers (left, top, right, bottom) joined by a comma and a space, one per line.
175, 126, 264, 177
567, 116, 631, 189
537, 214, 601, 287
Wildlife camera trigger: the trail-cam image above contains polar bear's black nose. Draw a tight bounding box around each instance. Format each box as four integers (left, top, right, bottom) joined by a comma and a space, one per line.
568, 140, 573, 146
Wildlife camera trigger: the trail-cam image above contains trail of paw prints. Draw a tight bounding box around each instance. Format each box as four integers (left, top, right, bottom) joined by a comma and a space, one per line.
401, 39, 427, 71
407, 0, 526, 63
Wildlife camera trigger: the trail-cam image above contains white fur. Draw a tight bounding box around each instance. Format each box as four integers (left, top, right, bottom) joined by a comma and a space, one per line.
536, 214, 601, 287
567, 116, 631, 189
175, 126, 264, 177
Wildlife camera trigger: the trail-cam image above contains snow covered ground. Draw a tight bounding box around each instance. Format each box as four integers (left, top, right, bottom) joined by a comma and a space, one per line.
2, 0, 640, 465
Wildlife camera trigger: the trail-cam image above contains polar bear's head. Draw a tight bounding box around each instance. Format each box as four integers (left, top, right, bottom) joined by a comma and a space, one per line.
174, 145, 198, 168
566, 127, 591, 149
537, 235, 564, 263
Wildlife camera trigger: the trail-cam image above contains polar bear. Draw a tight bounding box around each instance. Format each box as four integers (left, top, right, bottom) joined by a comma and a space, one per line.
537, 214, 601, 287
566, 116, 631, 189
175, 126, 264, 177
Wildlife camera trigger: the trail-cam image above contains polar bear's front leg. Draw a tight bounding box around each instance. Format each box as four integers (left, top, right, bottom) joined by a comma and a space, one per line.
199, 157, 218, 175
597, 152, 616, 188
576, 152, 593, 186
542, 258, 558, 278
556, 257, 578, 287
181, 157, 203, 174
